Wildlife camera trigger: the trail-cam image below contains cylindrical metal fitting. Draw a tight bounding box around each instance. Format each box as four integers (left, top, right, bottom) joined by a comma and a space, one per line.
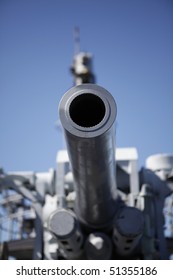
59, 84, 117, 229
48, 209, 83, 259
113, 207, 144, 256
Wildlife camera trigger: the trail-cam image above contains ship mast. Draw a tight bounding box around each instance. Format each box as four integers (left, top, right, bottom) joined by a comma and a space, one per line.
70, 27, 96, 85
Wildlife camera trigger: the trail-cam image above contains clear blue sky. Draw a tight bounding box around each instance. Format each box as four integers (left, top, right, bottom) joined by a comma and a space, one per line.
0, 0, 173, 172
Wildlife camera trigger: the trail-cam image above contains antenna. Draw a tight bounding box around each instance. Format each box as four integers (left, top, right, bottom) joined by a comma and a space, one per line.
73, 26, 80, 55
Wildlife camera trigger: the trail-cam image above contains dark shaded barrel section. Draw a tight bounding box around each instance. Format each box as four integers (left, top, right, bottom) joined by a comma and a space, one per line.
59, 84, 117, 229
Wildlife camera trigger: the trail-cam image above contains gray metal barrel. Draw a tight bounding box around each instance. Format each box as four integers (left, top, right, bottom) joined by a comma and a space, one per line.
59, 84, 117, 230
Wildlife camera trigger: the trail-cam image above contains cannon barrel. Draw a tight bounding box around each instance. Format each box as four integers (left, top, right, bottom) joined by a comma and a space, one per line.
59, 84, 117, 230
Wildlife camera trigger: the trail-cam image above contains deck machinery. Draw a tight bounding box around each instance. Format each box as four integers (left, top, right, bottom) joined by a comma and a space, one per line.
0, 50, 173, 260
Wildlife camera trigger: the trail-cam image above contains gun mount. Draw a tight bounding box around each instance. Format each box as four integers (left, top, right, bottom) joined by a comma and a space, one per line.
39, 84, 146, 260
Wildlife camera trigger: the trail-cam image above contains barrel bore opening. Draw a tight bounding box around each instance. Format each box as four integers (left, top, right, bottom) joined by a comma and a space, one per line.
69, 93, 106, 127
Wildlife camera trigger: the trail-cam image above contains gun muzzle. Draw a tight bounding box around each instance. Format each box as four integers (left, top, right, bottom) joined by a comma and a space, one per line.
59, 84, 117, 230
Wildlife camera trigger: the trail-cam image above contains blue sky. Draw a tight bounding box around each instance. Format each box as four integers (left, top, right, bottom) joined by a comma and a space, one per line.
0, 0, 173, 172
